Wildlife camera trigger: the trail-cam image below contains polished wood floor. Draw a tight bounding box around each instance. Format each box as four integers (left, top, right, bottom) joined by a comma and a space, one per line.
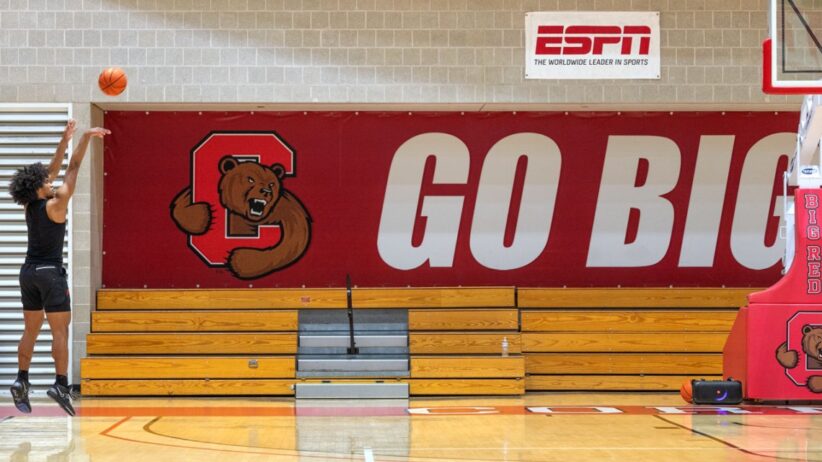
1, 393, 820, 461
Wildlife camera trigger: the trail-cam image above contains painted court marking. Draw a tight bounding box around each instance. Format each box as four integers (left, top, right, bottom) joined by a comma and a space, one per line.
3, 403, 822, 418
0, 407, 814, 462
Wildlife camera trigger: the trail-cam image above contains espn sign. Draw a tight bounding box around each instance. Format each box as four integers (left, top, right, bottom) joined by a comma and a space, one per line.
535, 25, 651, 56
526, 12, 660, 80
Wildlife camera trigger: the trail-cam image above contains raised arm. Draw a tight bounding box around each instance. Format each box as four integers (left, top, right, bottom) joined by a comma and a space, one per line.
48, 119, 76, 181
52, 127, 110, 210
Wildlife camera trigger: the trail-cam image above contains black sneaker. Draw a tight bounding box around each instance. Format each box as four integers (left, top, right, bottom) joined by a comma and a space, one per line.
47, 383, 75, 416
9, 380, 31, 414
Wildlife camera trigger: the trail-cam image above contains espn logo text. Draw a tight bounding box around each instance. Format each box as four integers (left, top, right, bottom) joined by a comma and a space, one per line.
535, 25, 651, 55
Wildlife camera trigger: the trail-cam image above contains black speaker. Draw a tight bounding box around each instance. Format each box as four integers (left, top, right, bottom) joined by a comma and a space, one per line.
691, 378, 743, 405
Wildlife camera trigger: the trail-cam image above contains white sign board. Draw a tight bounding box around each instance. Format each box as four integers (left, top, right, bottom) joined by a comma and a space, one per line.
525, 11, 661, 80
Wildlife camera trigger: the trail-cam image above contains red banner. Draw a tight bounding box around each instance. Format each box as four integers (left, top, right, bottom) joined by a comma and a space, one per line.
103, 111, 797, 288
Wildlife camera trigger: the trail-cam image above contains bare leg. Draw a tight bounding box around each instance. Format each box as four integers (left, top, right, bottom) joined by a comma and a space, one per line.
12, 310, 43, 413
18, 310, 44, 371
44, 310, 74, 416
45, 311, 71, 376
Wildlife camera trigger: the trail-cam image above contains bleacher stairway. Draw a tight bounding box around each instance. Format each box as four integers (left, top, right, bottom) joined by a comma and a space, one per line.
295, 309, 410, 399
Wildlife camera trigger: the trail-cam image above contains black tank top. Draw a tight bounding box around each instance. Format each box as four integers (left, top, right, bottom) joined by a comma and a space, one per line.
24, 199, 65, 265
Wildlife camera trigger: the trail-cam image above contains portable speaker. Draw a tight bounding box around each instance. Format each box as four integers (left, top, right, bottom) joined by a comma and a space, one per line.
691, 378, 743, 405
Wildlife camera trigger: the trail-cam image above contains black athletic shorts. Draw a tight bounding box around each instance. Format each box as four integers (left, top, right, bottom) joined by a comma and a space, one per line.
19, 263, 70, 312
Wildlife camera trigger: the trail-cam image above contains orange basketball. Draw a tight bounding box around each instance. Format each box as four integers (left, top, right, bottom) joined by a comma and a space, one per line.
98, 67, 127, 96
680, 380, 693, 403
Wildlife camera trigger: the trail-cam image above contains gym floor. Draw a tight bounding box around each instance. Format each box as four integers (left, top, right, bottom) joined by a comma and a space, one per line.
1, 393, 818, 461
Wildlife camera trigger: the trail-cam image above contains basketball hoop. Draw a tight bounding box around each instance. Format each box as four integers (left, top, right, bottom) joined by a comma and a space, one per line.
763, 39, 822, 94
763, 0, 822, 95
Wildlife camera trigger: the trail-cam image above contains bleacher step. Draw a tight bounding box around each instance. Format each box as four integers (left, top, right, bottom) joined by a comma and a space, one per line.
299, 334, 407, 348
296, 370, 409, 378
298, 346, 409, 355
299, 309, 408, 332
298, 356, 408, 372
295, 383, 409, 399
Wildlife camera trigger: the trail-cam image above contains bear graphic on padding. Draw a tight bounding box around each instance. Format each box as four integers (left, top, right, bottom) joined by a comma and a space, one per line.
776, 324, 822, 393
170, 155, 311, 279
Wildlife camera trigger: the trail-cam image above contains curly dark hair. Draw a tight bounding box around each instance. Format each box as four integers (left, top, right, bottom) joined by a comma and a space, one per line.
9, 162, 48, 206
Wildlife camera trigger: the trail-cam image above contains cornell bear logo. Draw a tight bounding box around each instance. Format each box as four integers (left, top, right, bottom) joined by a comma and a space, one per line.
776, 324, 822, 393
170, 132, 311, 280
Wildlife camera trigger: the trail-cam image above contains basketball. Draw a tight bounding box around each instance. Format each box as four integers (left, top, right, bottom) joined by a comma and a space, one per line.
98, 67, 127, 96
680, 380, 693, 403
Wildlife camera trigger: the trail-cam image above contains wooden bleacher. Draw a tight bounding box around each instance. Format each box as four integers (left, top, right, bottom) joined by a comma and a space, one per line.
519, 288, 750, 391
83, 289, 344, 396
388, 287, 524, 395
82, 287, 525, 396
82, 287, 754, 396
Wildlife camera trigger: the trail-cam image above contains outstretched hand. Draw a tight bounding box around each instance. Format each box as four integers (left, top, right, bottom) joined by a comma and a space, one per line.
62, 119, 76, 140
85, 127, 111, 139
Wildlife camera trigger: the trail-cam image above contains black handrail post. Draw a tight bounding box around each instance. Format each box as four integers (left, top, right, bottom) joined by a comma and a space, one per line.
346, 274, 358, 355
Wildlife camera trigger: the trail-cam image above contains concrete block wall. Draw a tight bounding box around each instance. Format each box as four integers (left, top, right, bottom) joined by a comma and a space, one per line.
0, 0, 793, 380
0, 1, 788, 105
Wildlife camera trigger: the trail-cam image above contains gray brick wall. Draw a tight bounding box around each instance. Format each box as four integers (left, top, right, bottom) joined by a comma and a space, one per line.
0, 0, 788, 106
0, 0, 795, 380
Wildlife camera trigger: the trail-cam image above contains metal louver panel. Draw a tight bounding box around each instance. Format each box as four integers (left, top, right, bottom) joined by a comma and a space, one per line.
0, 104, 72, 394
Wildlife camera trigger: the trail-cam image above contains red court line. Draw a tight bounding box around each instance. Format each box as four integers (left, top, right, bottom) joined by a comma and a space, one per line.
0, 406, 73, 418
142, 416, 363, 460
75, 405, 406, 417
6, 404, 822, 419
4, 404, 822, 419
100, 415, 132, 435
96, 415, 360, 460
654, 415, 796, 462
79, 406, 296, 417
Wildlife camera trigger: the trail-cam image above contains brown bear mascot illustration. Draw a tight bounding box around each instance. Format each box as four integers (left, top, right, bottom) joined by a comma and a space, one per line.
776, 325, 822, 393
170, 156, 311, 279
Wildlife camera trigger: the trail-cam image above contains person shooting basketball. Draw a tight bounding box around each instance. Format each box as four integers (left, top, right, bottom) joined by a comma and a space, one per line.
8, 120, 110, 416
